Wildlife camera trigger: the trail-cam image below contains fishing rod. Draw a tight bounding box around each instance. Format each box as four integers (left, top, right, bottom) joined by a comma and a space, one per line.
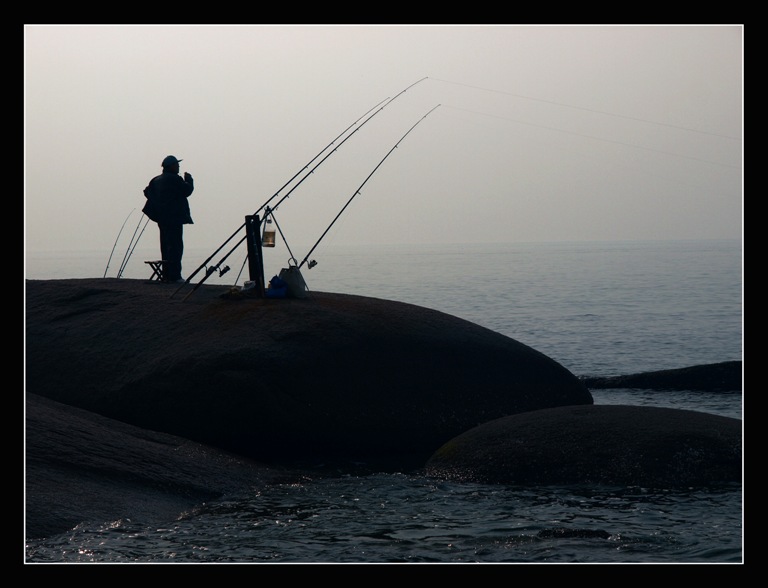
117, 214, 151, 278
299, 104, 440, 271
169, 102, 386, 299
176, 77, 428, 300
103, 208, 134, 278
176, 78, 427, 299
262, 79, 427, 223
115, 212, 147, 279
171, 98, 390, 298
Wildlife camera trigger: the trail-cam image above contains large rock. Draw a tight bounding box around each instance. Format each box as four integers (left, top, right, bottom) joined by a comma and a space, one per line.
581, 361, 742, 392
25, 278, 592, 467
425, 405, 742, 487
25, 393, 295, 540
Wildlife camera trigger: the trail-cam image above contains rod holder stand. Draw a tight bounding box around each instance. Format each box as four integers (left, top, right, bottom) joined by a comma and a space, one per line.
244, 214, 266, 298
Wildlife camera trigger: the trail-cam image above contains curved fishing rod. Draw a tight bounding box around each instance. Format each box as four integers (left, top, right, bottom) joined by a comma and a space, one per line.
264, 78, 428, 220
178, 77, 427, 298
176, 77, 428, 300
117, 214, 151, 278
299, 104, 440, 271
115, 212, 147, 279
169, 99, 389, 299
103, 208, 134, 278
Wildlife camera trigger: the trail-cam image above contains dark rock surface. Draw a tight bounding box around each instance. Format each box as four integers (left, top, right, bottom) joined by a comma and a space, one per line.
581, 361, 742, 392
26, 393, 300, 540
25, 278, 592, 466
425, 404, 742, 487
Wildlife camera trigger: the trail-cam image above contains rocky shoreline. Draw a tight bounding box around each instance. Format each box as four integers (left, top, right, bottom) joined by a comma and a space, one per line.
24, 278, 742, 541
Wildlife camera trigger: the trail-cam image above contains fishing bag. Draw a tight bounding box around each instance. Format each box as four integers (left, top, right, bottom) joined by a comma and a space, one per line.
278, 266, 308, 298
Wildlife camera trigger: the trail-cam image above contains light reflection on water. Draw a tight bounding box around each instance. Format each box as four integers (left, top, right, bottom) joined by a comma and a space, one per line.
26, 473, 742, 563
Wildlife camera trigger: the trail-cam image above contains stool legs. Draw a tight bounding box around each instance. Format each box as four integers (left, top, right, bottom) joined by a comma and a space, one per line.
144, 260, 165, 281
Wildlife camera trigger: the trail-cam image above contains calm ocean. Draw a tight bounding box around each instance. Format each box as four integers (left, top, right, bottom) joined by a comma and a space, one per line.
25, 239, 743, 564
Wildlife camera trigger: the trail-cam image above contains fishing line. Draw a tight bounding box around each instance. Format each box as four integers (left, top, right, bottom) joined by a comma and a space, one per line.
177, 77, 428, 300
103, 208, 134, 278
299, 104, 440, 271
428, 76, 741, 140
263, 78, 426, 217
442, 104, 740, 169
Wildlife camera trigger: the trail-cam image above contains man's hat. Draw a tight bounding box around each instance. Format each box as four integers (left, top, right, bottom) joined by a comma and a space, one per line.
162, 155, 182, 168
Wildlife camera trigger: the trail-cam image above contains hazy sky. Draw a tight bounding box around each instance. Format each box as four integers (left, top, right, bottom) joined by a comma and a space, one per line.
25, 25, 742, 258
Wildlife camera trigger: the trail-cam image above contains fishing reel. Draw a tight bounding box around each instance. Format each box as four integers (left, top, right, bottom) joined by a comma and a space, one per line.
205, 264, 231, 278
307, 259, 317, 269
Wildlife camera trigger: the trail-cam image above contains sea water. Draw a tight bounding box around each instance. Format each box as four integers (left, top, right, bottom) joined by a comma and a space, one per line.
24, 239, 743, 564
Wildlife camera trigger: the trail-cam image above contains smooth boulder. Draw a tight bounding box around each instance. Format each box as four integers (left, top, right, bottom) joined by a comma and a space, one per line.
425, 405, 742, 487
25, 278, 593, 467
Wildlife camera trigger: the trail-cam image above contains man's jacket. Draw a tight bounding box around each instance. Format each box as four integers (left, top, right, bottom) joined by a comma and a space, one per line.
142, 172, 194, 225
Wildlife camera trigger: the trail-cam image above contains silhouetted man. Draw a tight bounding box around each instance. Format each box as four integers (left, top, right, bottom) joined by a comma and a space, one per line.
142, 155, 194, 283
